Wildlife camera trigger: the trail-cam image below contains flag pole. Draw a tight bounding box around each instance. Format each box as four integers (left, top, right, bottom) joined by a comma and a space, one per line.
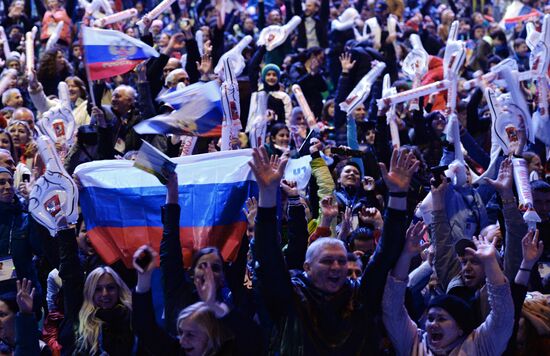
82, 26, 97, 107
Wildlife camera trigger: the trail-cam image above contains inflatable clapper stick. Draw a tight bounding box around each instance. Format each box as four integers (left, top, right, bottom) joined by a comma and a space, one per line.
340, 61, 386, 115
45, 21, 64, 51
402, 34, 429, 110
0, 27, 11, 59
94, 8, 138, 27
58, 82, 71, 110
214, 35, 252, 79
388, 14, 401, 60
137, 0, 177, 29
292, 84, 319, 132
257, 16, 301, 51
220, 56, 242, 150
377, 21, 464, 110
526, 22, 541, 51
28, 136, 79, 237
530, 14, 550, 144
382, 74, 400, 148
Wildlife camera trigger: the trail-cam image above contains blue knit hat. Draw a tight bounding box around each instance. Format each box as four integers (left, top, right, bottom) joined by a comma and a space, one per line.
261, 63, 281, 83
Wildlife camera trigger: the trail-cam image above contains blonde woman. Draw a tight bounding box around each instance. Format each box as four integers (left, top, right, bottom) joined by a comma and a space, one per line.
57, 227, 133, 355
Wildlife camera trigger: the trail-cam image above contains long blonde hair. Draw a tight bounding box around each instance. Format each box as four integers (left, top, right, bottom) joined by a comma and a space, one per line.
76, 266, 132, 354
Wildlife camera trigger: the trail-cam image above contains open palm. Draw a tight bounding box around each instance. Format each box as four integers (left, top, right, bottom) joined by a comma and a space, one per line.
248, 147, 288, 189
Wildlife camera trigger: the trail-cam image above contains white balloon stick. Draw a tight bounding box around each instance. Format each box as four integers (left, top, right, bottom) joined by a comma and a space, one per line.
382, 74, 400, 148
0, 27, 11, 59
94, 8, 138, 27
137, 0, 176, 27
25, 32, 34, 74
292, 84, 319, 132
45, 21, 64, 51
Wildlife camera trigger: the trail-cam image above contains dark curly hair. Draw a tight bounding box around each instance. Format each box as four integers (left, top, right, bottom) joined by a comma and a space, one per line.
37, 48, 72, 85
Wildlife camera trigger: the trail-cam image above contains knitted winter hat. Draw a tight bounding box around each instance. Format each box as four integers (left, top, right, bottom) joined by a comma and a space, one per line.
428, 294, 475, 335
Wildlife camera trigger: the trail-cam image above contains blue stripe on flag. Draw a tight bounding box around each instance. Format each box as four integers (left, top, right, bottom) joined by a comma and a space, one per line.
84, 45, 151, 64
80, 181, 259, 230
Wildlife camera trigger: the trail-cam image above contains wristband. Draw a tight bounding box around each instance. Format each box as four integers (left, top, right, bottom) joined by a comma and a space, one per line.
519, 267, 532, 272
388, 191, 407, 198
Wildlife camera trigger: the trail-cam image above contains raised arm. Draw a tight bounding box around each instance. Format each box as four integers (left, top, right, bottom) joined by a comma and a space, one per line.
430, 177, 461, 290
361, 149, 420, 310
250, 147, 293, 320
15, 279, 40, 356
485, 158, 527, 281
132, 245, 179, 353
465, 235, 514, 355
160, 172, 195, 335
383, 222, 429, 355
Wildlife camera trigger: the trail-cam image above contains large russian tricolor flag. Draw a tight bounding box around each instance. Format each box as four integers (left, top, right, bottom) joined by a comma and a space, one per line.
82, 26, 159, 81
74, 149, 257, 268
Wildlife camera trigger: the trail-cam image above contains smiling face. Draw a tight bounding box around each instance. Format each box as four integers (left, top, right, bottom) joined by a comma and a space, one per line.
264, 70, 279, 87
304, 245, 348, 293
179, 319, 209, 356
66, 79, 82, 103
458, 253, 485, 288
93, 273, 119, 309
272, 128, 290, 148
339, 165, 360, 188
426, 307, 463, 350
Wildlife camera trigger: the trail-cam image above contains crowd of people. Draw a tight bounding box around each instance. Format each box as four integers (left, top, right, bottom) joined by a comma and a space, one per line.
1, 0, 550, 354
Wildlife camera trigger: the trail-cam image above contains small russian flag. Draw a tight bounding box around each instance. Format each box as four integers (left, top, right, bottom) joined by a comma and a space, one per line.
82, 26, 159, 81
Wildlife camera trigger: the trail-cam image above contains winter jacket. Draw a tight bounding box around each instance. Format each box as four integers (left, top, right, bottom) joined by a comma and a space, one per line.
254, 206, 408, 355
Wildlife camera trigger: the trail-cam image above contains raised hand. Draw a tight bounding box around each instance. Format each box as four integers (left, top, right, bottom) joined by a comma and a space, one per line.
431, 173, 449, 211
521, 229, 543, 269
339, 52, 356, 74
379, 148, 420, 193
243, 197, 258, 228
248, 147, 288, 190
484, 157, 513, 198
281, 179, 299, 197
465, 235, 497, 262
320, 196, 339, 219
16, 278, 35, 314
362, 176, 375, 191
132, 244, 157, 274
203, 40, 213, 56
337, 206, 352, 240
402, 221, 429, 258
196, 53, 212, 76
358, 206, 383, 229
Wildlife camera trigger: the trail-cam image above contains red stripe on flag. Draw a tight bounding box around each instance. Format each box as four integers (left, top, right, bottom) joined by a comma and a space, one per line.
87, 60, 143, 81
88, 222, 246, 268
